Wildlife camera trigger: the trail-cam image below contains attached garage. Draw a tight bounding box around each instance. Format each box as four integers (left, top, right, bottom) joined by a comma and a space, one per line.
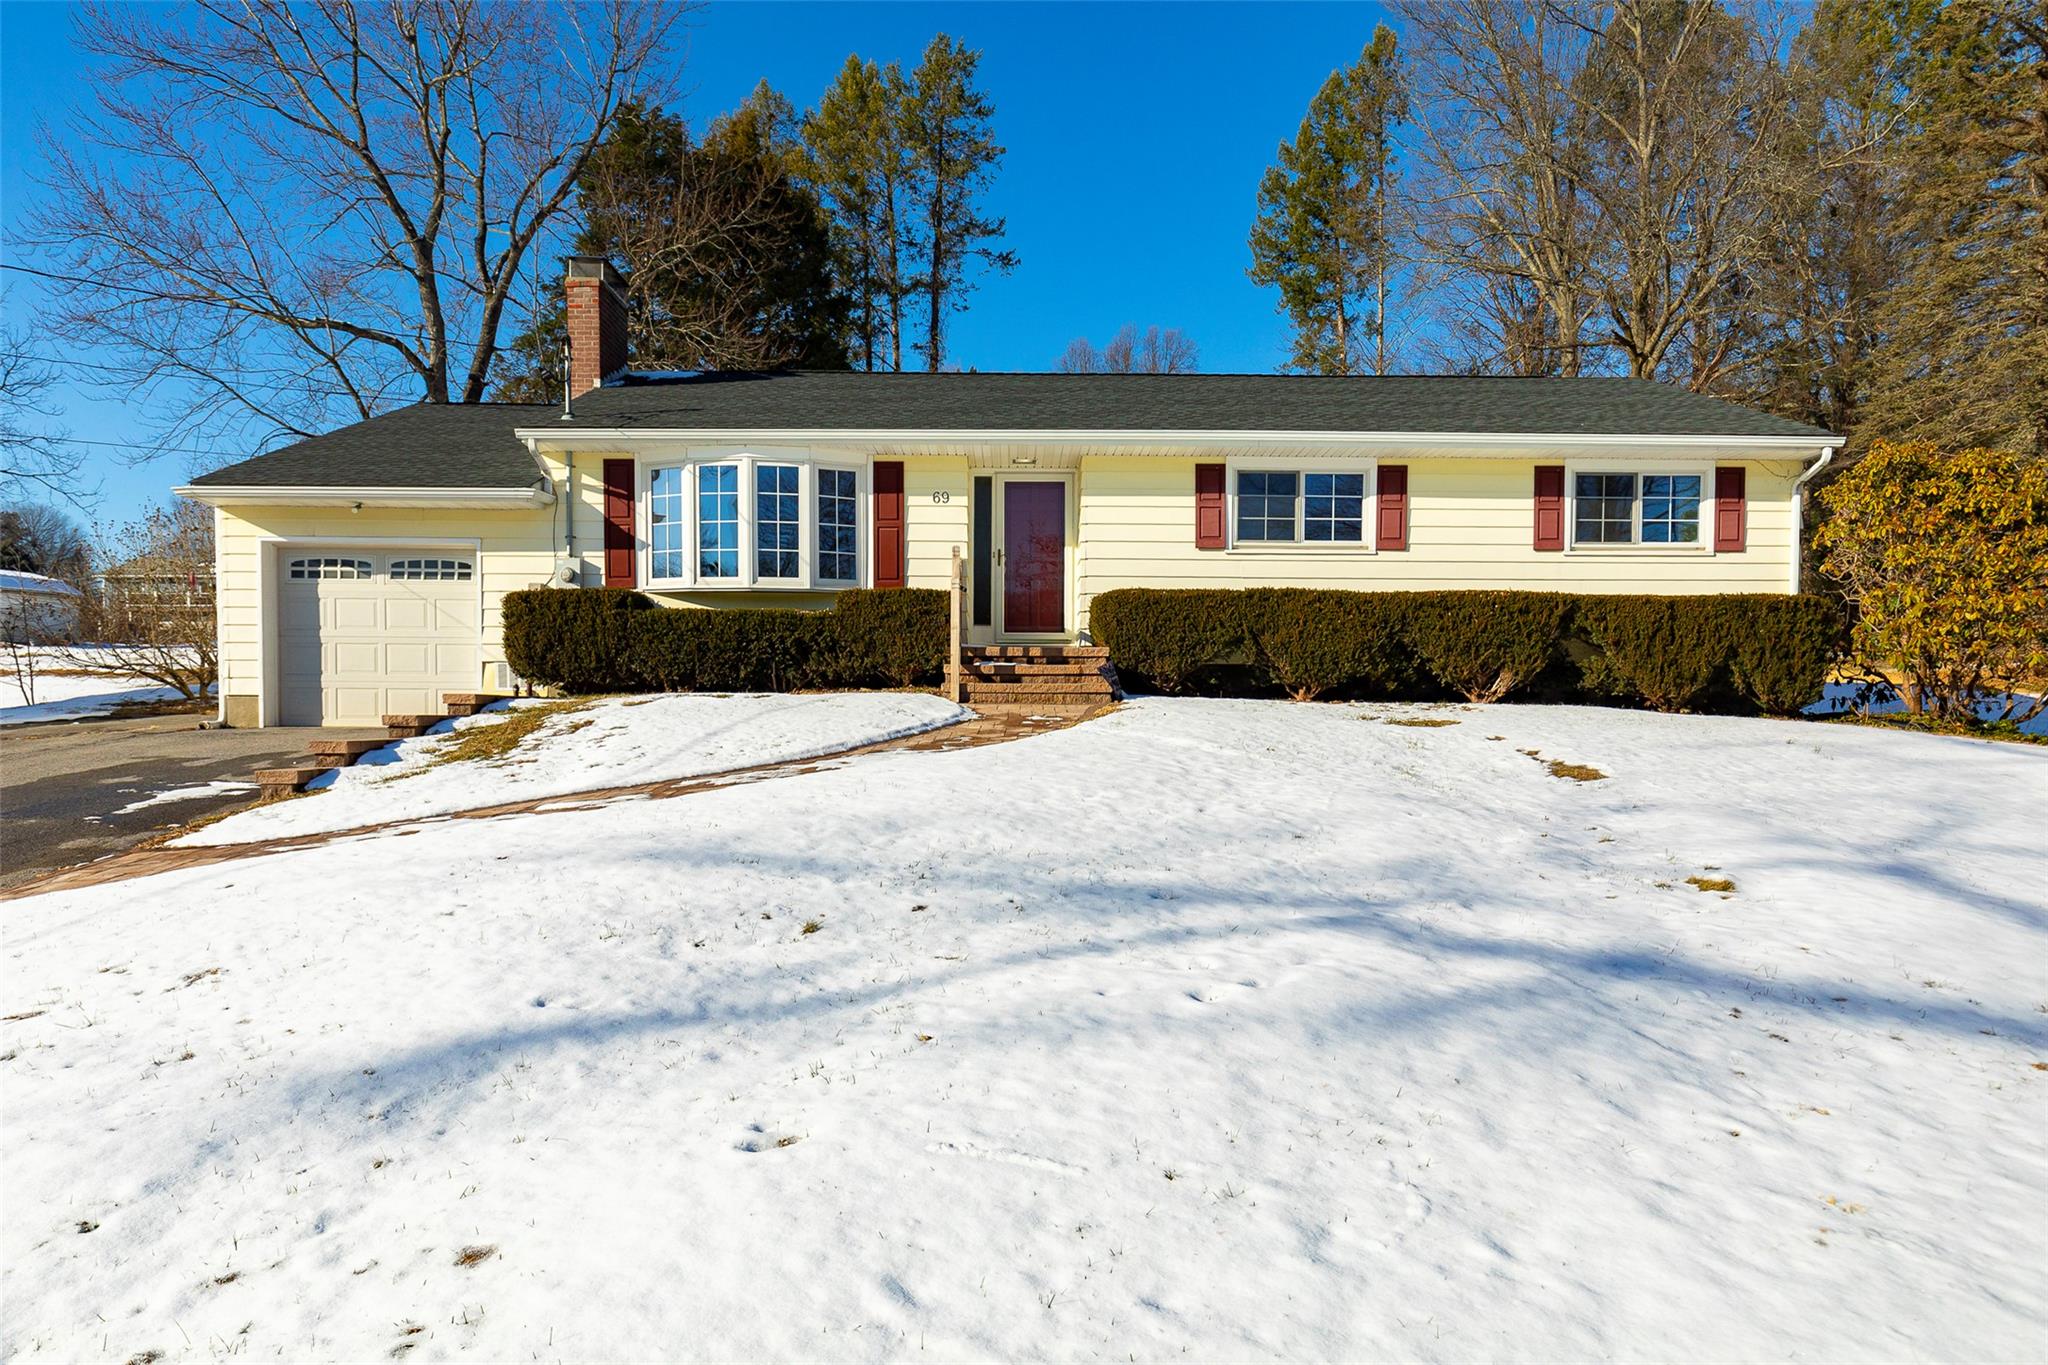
276, 550, 481, 725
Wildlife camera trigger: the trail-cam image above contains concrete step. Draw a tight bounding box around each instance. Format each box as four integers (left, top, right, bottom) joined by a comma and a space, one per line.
442, 692, 506, 709
961, 685, 1116, 704
965, 661, 1110, 678
252, 763, 335, 793
966, 646, 1108, 662
307, 738, 389, 763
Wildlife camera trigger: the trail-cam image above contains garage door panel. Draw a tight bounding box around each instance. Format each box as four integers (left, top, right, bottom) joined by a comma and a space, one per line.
333, 597, 383, 630
384, 641, 434, 674
433, 642, 477, 673
382, 685, 441, 715
276, 549, 478, 726
383, 598, 435, 631
435, 601, 480, 630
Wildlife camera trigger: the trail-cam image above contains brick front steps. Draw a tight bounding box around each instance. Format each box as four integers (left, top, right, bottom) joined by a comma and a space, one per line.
960, 645, 1121, 715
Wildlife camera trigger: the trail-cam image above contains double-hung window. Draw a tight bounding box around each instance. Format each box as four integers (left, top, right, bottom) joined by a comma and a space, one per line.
1234, 466, 1372, 546
650, 467, 688, 579
697, 463, 741, 578
755, 464, 800, 580
642, 457, 863, 588
1572, 471, 1704, 547
817, 468, 859, 583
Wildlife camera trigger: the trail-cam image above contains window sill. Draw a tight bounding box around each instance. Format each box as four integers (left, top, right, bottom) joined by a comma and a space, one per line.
642, 579, 850, 593
1565, 544, 1712, 556
1224, 544, 1377, 556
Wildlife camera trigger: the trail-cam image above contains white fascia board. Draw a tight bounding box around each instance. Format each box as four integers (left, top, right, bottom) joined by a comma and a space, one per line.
516, 427, 1839, 456
176, 485, 555, 509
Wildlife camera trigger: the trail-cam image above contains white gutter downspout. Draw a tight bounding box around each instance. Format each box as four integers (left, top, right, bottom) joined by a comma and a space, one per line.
563, 449, 576, 567
1790, 445, 1837, 594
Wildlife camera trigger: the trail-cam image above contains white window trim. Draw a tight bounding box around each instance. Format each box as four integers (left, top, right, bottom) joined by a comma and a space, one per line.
1224, 455, 1378, 554
637, 451, 871, 591
815, 464, 863, 588
1562, 459, 1716, 555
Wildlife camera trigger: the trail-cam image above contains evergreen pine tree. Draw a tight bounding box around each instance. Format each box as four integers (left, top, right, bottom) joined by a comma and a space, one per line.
1248, 26, 1407, 375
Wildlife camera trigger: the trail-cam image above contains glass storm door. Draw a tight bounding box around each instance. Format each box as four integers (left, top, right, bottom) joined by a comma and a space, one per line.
1000, 480, 1066, 635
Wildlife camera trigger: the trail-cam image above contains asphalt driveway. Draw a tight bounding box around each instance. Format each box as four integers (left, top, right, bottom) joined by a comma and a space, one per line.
0, 715, 386, 892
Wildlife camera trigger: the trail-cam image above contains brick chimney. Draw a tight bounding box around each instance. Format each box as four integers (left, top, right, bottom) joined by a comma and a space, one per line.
564, 255, 628, 397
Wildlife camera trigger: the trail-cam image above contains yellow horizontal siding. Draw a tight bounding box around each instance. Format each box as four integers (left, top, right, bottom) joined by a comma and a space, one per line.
903, 457, 970, 590
1075, 456, 1802, 632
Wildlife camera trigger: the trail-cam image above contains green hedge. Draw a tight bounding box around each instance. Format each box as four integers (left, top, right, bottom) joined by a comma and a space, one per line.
1090, 587, 1839, 715
503, 586, 949, 693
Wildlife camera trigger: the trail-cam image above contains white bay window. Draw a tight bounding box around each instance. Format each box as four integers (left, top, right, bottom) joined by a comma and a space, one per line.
640, 454, 866, 589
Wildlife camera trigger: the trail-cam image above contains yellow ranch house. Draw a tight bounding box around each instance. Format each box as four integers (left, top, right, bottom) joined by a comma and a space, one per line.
180, 258, 1839, 728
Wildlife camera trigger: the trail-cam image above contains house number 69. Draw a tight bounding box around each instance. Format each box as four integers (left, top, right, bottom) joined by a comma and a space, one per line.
930, 491, 951, 504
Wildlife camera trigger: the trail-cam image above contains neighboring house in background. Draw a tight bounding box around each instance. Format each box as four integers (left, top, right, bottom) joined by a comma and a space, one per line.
179, 257, 1841, 728
0, 570, 82, 643
100, 552, 212, 611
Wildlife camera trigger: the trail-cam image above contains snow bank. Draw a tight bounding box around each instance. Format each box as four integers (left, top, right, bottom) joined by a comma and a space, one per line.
4, 699, 2043, 1362
1, 653, 199, 725
178, 691, 971, 846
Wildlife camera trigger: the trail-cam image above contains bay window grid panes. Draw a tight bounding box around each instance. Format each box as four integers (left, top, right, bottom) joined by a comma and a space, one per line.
650, 466, 686, 579
818, 468, 858, 582
1236, 470, 1298, 542
698, 464, 740, 578
1574, 473, 1636, 544
1641, 474, 1702, 544
756, 464, 800, 579
1303, 472, 1366, 542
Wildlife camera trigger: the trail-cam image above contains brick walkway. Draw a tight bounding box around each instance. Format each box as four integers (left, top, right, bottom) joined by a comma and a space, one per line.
3, 705, 1109, 901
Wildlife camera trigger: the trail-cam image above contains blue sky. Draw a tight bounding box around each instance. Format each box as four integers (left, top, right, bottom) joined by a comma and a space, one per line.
2, 1, 1393, 521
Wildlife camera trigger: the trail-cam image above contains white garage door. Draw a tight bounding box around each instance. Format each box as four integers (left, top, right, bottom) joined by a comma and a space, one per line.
277, 551, 480, 725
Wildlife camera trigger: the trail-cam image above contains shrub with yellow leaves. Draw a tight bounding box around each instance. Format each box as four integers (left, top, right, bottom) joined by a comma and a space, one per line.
1816, 441, 2047, 726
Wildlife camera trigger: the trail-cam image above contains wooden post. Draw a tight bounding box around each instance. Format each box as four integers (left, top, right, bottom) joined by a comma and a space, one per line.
948, 545, 965, 704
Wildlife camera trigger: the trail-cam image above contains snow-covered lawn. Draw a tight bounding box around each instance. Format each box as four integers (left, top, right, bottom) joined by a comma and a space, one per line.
178, 691, 970, 846
1, 648, 198, 726
3, 699, 2043, 1362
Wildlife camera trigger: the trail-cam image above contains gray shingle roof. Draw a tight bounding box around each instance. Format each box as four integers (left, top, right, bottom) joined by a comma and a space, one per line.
188, 402, 556, 489
567, 371, 1835, 438
192, 371, 1832, 489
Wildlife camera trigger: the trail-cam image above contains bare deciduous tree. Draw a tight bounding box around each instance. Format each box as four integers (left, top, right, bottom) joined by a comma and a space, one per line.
30, 0, 679, 451
1404, 0, 1803, 389
0, 310, 90, 505
60, 498, 218, 700
1055, 325, 1199, 374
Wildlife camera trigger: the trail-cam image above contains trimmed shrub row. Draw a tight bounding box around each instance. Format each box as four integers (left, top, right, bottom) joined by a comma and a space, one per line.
502, 587, 949, 693
1089, 587, 1840, 715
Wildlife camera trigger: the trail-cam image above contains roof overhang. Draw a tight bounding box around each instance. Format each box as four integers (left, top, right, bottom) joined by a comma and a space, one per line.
515, 427, 1838, 463
176, 484, 555, 510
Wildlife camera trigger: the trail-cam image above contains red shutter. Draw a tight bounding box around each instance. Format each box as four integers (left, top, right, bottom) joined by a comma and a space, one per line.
601, 458, 636, 586
1376, 464, 1409, 550
1714, 466, 1747, 552
873, 460, 906, 588
1194, 463, 1226, 548
1533, 465, 1566, 551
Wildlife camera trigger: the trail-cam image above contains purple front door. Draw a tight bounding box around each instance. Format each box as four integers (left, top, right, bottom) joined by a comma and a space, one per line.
1002, 481, 1066, 634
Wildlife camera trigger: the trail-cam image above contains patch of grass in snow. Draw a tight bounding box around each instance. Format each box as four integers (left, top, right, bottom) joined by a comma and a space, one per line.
800, 918, 823, 935
1384, 717, 1460, 728
1518, 747, 1607, 782
453, 1244, 497, 1267
1687, 875, 1737, 893
400, 700, 589, 776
